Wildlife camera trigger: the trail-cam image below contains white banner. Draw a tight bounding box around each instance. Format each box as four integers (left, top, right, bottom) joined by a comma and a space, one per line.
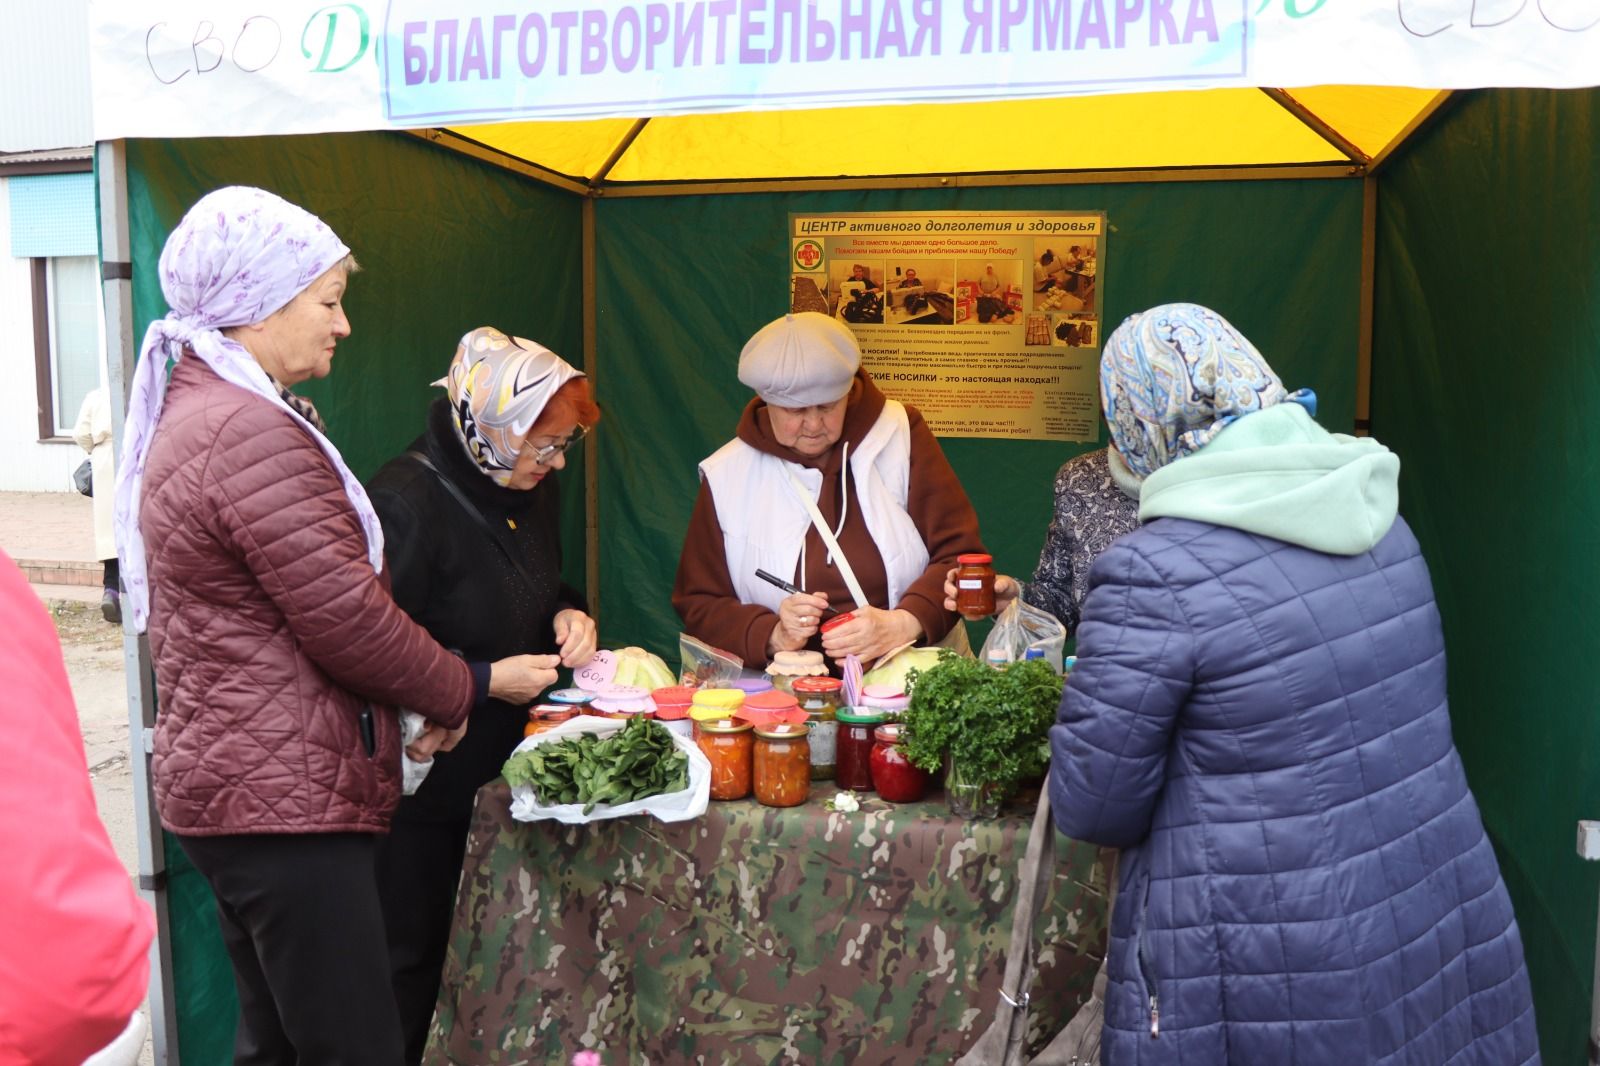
89, 0, 1600, 140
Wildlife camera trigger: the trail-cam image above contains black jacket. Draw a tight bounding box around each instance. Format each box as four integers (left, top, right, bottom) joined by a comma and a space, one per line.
367, 398, 586, 821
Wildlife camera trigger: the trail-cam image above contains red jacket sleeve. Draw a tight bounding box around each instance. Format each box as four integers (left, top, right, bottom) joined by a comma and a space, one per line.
205, 405, 473, 727
0, 551, 153, 1066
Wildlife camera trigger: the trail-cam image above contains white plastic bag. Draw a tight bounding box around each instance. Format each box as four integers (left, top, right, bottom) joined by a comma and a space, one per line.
979, 597, 1068, 672
399, 710, 433, 795
506, 716, 711, 825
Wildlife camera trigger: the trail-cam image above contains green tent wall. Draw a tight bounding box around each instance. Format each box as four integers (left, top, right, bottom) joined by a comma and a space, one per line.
592, 183, 1362, 652
1372, 87, 1600, 1066
124, 88, 1600, 1063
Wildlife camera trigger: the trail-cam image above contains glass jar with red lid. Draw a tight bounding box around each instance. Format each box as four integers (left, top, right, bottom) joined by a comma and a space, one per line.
869, 722, 930, 803
753, 723, 811, 807
791, 676, 841, 780
696, 718, 754, 801
954, 553, 996, 619
835, 707, 885, 791
524, 705, 578, 737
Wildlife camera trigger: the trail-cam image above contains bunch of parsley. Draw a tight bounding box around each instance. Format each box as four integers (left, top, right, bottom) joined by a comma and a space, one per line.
902, 652, 1063, 795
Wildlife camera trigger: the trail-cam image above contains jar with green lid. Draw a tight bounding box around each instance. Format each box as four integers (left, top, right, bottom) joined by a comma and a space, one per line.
791, 676, 842, 780
835, 707, 886, 791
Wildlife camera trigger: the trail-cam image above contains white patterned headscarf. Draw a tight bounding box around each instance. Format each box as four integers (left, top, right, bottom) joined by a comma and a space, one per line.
1099, 303, 1313, 479
437, 327, 584, 488
113, 186, 380, 633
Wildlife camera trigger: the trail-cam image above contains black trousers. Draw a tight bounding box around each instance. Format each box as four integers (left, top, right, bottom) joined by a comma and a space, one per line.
177, 832, 405, 1066
374, 816, 473, 1066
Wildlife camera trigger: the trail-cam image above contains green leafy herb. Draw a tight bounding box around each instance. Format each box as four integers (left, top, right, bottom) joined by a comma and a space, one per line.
502, 717, 689, 814
901, 653, 1063, 794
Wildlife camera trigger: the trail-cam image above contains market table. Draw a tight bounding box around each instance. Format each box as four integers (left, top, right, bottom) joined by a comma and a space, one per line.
425, 781, 1103, 1065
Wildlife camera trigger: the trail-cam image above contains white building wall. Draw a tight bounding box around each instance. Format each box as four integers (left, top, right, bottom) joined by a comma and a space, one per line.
0, 175, 93, 492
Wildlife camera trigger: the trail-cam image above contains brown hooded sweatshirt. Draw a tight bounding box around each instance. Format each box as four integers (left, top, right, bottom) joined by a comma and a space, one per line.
673, 370, 985, 666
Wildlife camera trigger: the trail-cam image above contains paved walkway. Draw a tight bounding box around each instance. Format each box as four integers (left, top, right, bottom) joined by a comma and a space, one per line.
0, 491, 103, 602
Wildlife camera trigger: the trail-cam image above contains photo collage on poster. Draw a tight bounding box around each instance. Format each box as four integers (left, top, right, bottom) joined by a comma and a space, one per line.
789, 237, 1098, 344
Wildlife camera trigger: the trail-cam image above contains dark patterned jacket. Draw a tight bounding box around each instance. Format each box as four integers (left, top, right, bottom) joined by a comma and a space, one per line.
1021, 448, 1141, 635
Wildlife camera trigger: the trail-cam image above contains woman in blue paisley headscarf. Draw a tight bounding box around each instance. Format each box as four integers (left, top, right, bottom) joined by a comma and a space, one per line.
1046, 303, 1538, 1065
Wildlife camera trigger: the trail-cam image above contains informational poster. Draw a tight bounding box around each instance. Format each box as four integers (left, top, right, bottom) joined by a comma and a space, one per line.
788, 211, 1104, 442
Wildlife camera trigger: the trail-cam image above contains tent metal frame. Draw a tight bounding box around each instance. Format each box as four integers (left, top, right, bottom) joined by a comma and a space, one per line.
100, 88, 1461, 1065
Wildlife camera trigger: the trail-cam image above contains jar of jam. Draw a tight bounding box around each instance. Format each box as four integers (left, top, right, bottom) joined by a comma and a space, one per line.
954, 553, 996, 619
791, 676, 842, 781
696, 718, 754, 801
524, 705, 578, 737
869, 722, 930, 803
753, 723, 811, 807
835, 707, 886, 791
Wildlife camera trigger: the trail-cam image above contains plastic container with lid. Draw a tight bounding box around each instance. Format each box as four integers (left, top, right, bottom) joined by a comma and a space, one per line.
954, 552, 996, 619
870, 722, 930, 803
835, 707, 886, 790
791, 676, 842, 780
727, 677, 775, 696
696, 718, 755, 801
753, 723, 811, 807
859, 683, 910, 717
524, 705, 578, 737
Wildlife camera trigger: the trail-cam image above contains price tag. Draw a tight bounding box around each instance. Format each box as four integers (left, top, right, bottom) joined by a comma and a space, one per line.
574, 650, 617, 691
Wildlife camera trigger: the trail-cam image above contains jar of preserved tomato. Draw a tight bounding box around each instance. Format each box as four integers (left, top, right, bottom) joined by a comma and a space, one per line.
753, 723, 811, 807
791, 676, 841, 780
870, 722, 930, 803
696, 718, 754, 801
954, 553, 996, 619
835, 707, 886, 791
524, 705, 578, 737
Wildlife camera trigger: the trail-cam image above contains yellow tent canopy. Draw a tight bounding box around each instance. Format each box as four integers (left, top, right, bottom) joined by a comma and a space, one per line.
442, 85, 1449, 193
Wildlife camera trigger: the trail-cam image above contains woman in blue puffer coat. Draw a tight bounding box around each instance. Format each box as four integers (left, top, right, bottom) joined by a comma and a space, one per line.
1051, 303, 1539, 1065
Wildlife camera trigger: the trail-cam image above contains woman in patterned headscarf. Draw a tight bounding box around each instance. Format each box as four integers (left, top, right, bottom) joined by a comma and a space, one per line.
120, 188, 558, 1063
1046, 303, 1537, 1066
365, 325, 600, 1064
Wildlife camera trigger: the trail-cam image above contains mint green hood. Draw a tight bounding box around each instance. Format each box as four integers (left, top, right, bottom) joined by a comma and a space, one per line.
1139, 403, 1400, 555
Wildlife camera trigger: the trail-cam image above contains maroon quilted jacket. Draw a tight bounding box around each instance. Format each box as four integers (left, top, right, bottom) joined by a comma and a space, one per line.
141, 358, 474, 835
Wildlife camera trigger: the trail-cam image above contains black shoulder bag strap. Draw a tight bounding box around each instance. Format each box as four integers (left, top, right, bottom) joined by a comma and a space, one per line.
406, 450, 545, 600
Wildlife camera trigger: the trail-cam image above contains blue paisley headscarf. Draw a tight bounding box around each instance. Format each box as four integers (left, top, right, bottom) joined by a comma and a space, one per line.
1100, 303, 1313, 479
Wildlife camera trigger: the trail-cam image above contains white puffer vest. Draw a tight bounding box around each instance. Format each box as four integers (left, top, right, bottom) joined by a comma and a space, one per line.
699, 401, 928, 613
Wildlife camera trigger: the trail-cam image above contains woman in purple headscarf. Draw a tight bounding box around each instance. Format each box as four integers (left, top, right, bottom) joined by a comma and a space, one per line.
116, 187, 558, 1063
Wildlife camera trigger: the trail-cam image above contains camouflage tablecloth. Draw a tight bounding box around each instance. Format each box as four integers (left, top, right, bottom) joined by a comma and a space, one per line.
426, 782, 1104, 1065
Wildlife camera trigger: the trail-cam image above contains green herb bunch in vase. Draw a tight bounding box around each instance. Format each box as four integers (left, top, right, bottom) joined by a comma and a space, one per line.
901, 652, 1064, 819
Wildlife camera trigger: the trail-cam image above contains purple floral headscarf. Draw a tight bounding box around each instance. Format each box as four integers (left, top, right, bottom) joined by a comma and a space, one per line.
113, 186, 378, 633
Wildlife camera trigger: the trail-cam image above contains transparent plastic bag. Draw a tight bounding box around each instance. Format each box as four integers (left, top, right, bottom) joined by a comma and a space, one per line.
678, 633, 743, 687
979, 598, 1067, 672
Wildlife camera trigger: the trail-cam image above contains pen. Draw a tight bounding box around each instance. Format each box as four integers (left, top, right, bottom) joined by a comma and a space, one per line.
754, 569, 839, 619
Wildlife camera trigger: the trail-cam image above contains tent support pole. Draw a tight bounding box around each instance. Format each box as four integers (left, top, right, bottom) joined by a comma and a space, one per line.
97, 138, 180, 1066
582, 197, 600, 622
1355, 176, 1376, 437
590, 119, 651, 190
1260, 89, 1371, 168
405, 129, 591, 196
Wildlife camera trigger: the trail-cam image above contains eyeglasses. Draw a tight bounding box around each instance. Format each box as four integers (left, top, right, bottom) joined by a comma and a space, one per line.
526, 424, 590, 466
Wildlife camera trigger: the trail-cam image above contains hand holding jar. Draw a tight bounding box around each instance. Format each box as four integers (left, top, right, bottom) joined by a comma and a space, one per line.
817, 604, 921, 662
942, 565, 1020, 619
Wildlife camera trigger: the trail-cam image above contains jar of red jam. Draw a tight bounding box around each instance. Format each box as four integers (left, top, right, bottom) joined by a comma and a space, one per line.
696, 718, 754, 801
954, 553, 996, 619
869, 722, 930, 803
524, 705, 578, 737
835, 707, 885, 791
791, 676, 841, 781
753, 723, 811, 808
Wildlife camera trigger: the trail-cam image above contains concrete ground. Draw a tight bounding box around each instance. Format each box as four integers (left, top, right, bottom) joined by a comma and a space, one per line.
1, 491, 156, 1065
